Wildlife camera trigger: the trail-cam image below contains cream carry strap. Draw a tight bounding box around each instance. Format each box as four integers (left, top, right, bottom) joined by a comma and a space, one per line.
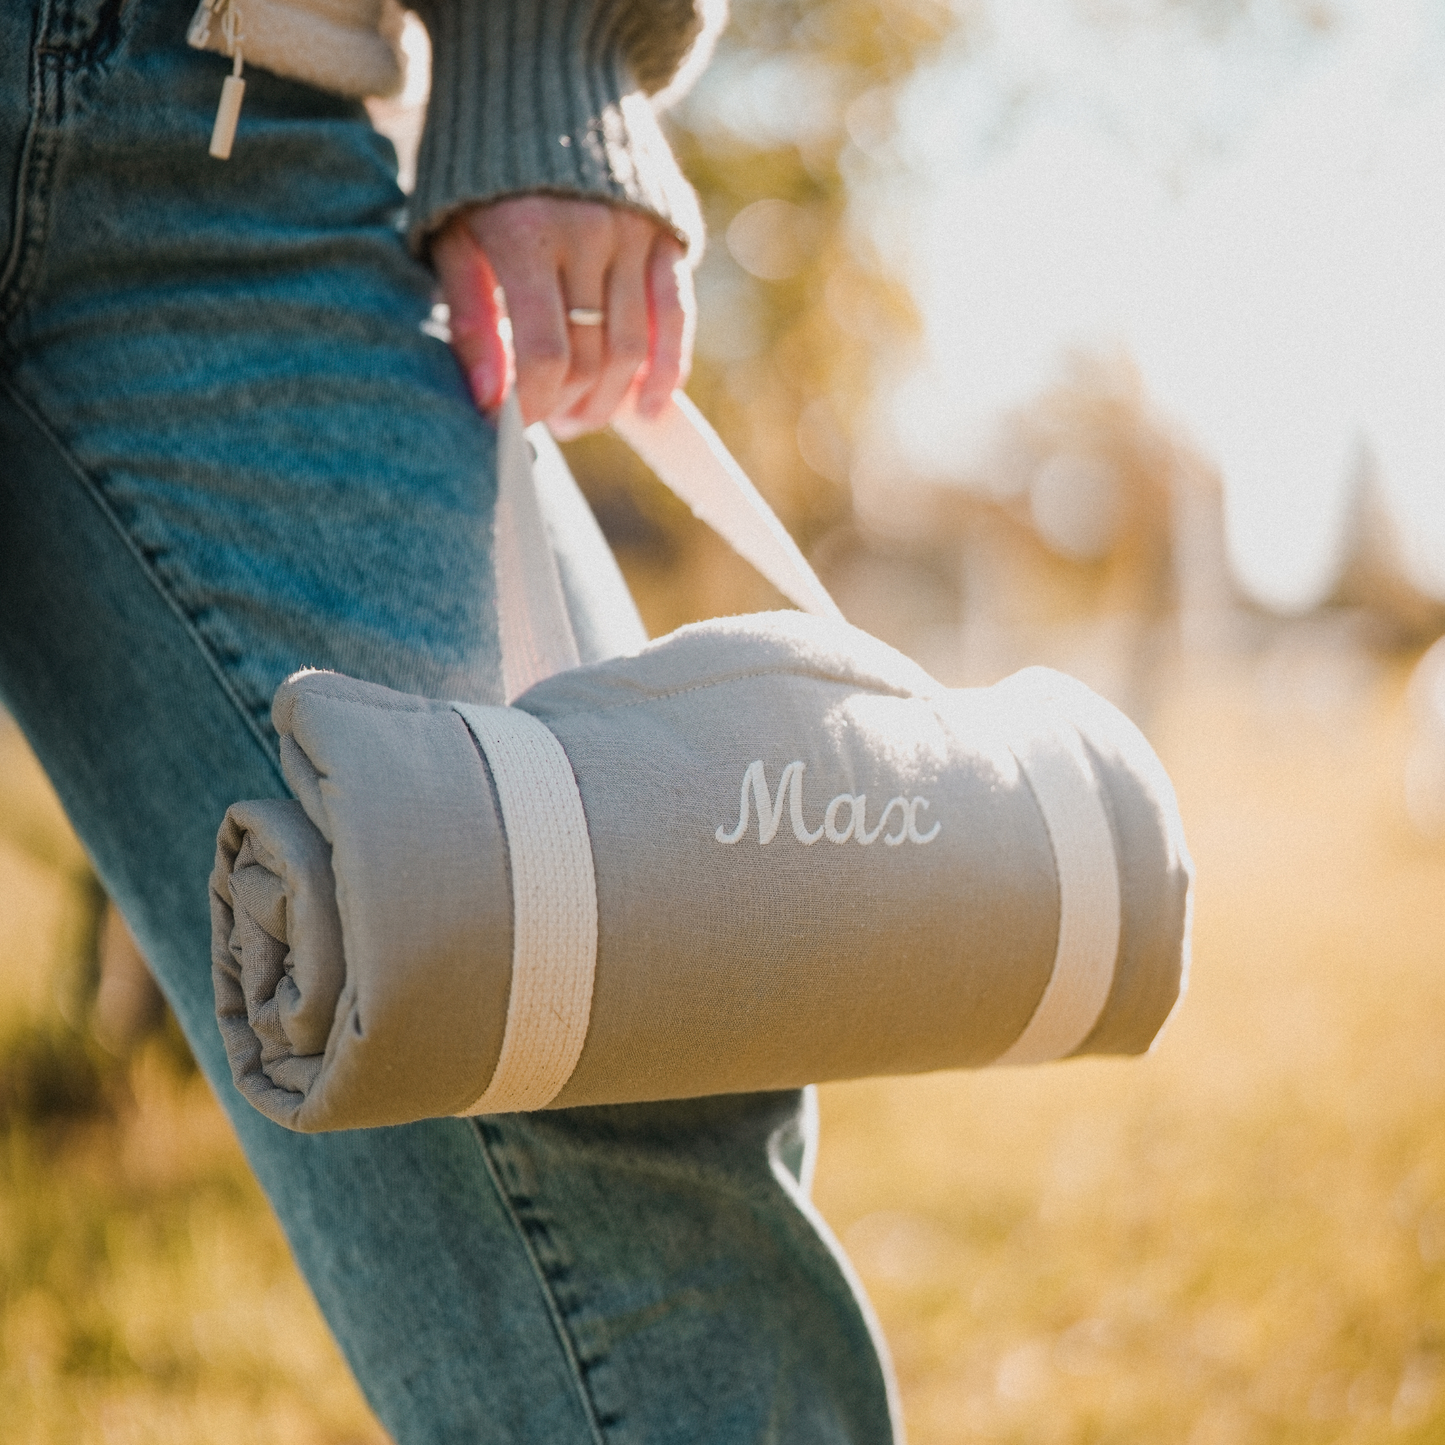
494, 392, 583, 703
611, 392, 845, 624
495, 389, 842, 703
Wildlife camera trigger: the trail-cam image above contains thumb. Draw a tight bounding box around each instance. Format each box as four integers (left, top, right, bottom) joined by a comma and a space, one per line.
433, 226, 510, 413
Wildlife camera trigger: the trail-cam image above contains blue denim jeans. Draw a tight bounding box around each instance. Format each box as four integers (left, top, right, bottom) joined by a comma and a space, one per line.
0, 2, 898, 1439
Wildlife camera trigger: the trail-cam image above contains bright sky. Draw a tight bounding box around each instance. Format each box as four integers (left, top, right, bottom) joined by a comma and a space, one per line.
851, 0, 1445, 611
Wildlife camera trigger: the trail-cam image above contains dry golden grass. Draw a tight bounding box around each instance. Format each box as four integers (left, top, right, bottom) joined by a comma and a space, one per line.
1, 1050, 385, 1445
820, 649, 1445, 1443
0, 727, 382, 1445
4, 643, 1445, 1442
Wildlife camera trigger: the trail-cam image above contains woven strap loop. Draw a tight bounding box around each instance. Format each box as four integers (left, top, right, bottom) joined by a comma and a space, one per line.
453, 704, 597, 1113
993, 723, 1121, 1066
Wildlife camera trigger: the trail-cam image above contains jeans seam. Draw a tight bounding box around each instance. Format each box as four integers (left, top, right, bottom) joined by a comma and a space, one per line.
35, 0, 128, 69
469, 1117, 611, 1445
0, 9, 56, 335
2, 0, 130, 339
0, 374, 289, 786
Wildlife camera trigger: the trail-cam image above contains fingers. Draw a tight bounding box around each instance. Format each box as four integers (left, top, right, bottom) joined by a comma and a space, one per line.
432, 225, 508, 413
457, 195, 694, 434
553, 213, 655, 438
465, 197, 606, 427
492, 252, 571, 425
636, 234, 694, 418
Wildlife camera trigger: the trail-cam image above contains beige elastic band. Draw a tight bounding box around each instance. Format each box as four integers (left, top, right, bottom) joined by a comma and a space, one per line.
993, 722, 1120, 1066
453, 704, 597, 1113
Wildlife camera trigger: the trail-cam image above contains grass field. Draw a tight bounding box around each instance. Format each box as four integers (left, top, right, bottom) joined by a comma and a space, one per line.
4, 641, 1445, 1443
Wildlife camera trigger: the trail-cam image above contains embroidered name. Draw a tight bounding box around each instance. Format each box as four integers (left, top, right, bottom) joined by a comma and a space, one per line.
715, 760, 941, 847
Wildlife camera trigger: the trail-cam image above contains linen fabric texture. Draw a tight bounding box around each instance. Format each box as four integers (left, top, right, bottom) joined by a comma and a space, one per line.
212, 612, 1192, 1133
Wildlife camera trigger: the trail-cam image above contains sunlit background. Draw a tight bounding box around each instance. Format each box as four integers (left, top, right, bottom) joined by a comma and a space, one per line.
7, 2, 1445, 1440
865, 0, 1445, 614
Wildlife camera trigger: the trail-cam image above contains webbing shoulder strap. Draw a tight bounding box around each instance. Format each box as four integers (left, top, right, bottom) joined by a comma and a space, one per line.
612, 392, 844, 622
495, 389, 842, 702
494, 392, 582, 702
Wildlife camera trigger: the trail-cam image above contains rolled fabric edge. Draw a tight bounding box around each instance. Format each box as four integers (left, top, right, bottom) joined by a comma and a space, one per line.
215, 670, 520, 1132
211, 797, 347, 1129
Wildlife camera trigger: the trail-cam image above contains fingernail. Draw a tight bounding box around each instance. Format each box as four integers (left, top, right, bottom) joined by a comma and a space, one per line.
468, 358, 500, 411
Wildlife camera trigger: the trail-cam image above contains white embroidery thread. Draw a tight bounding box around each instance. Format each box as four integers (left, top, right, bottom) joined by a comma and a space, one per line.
791, 765, 825, 845
909, 797, 942, 845
866, 795, 909, 847
716, 759, 792, 844
716, 762, 940, 847
824, 793, 858, 843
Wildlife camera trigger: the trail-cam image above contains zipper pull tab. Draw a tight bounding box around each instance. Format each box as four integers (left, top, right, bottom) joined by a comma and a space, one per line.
208, 3, 245, 160
210, 52, 245, 159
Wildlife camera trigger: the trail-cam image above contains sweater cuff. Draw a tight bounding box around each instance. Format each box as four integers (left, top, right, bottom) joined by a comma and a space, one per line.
408, 0, 704, 262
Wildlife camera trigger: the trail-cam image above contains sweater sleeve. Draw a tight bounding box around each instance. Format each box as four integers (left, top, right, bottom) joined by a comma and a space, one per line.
407, 0, 717, 260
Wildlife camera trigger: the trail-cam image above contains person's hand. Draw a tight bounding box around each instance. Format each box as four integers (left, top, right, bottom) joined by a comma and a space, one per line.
433, 195, 694, 437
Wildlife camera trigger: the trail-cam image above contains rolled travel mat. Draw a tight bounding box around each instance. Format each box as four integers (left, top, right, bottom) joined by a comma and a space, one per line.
211, 610, 1192, 1133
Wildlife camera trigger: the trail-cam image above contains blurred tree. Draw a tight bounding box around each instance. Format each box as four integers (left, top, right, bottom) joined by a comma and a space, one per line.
0, 719, 182, 1132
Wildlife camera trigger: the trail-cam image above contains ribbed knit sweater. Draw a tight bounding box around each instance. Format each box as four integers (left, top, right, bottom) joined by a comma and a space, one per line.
187, 0, 718, 255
